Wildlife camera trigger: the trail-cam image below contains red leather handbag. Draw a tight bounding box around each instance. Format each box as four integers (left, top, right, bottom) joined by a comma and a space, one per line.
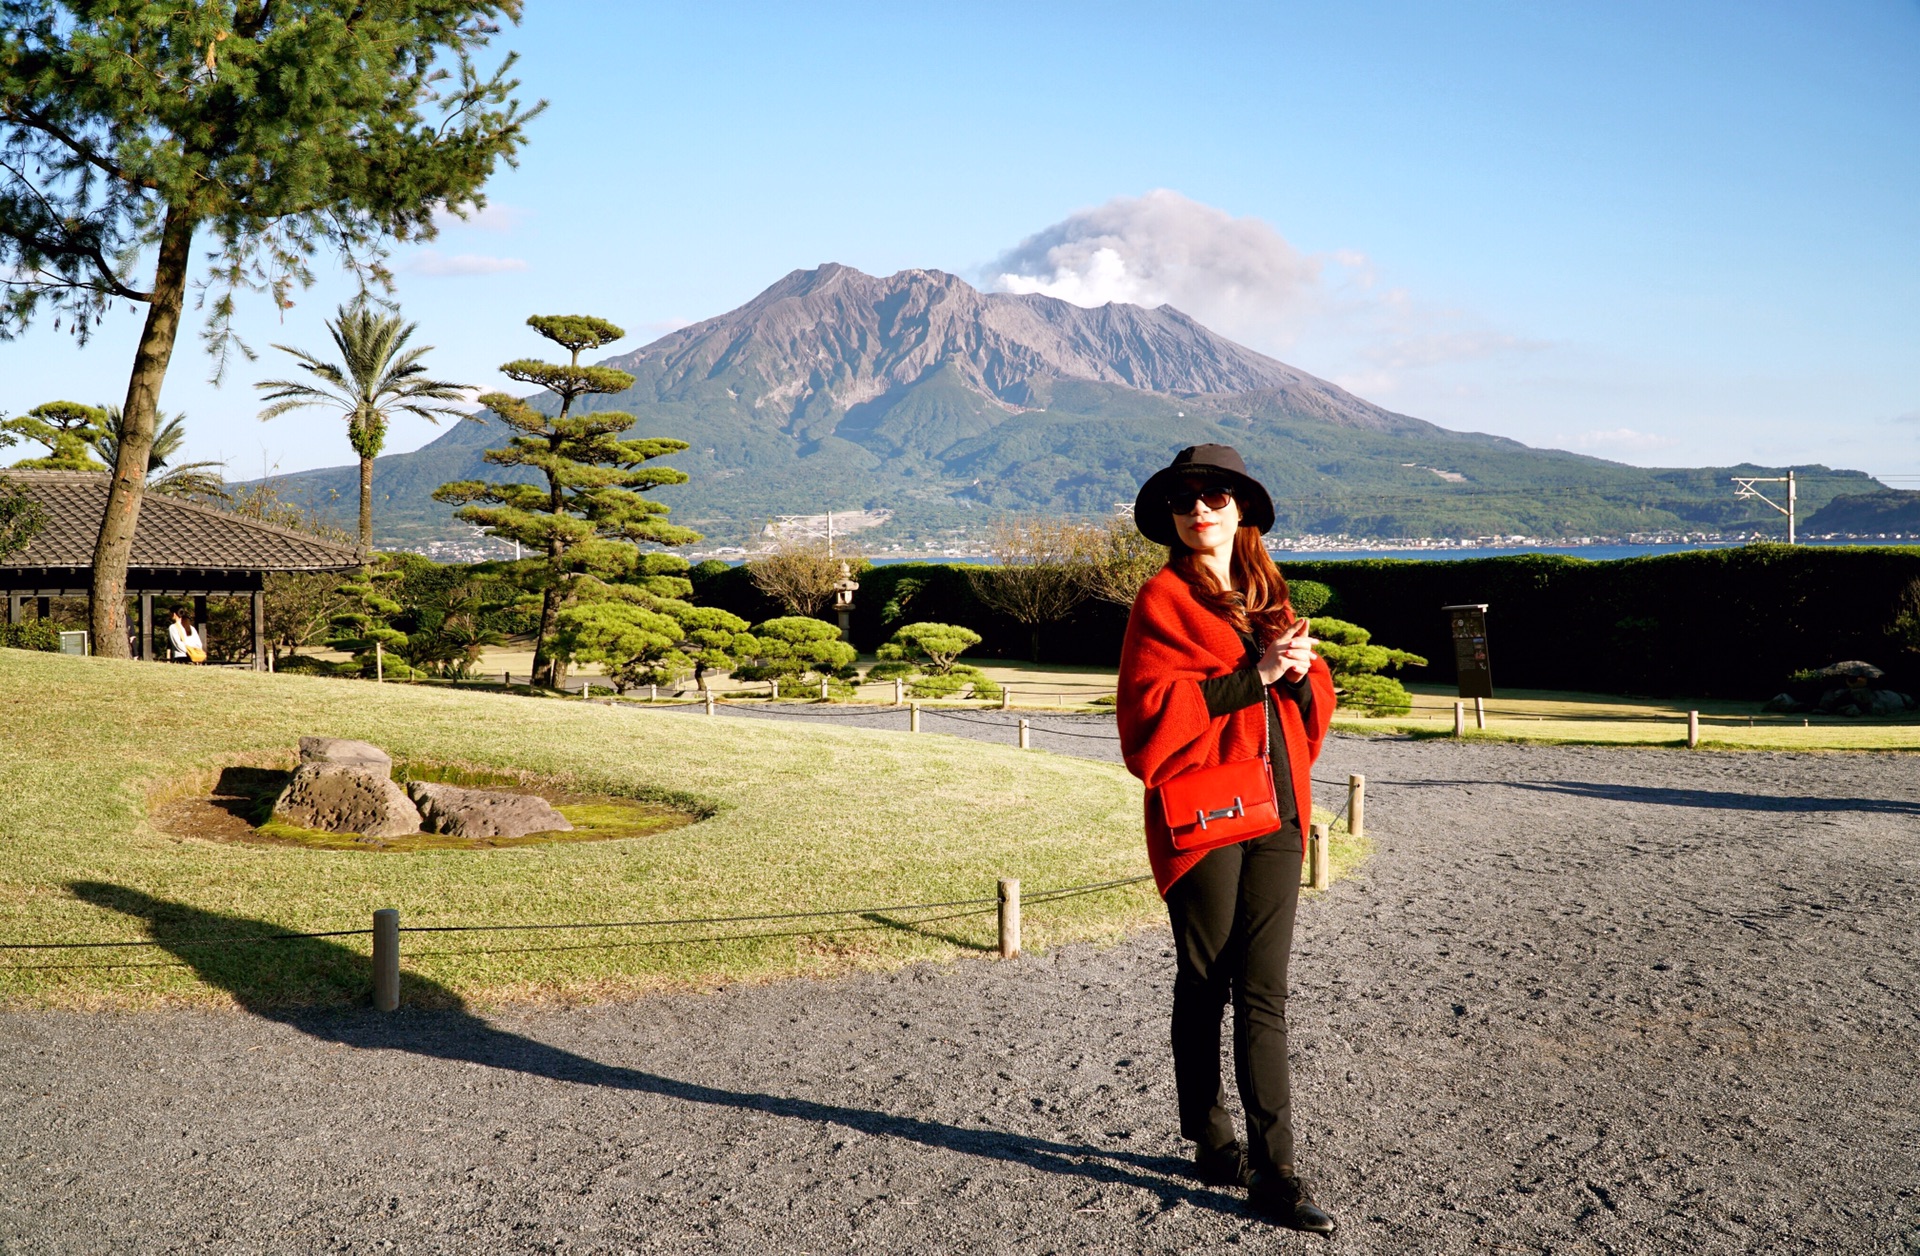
1155, 698, 1279, 853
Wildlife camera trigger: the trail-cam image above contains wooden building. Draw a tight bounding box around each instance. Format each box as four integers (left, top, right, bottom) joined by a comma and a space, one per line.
0, 471, 362, 667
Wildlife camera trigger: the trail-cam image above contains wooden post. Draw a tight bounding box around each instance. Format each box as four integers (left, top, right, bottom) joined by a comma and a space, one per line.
250, 589, 265, 672
1000, 688, 1011, 711
268, 649, 275, 674
1687, 710, 1700, 749
771, 678, 779, 701
1018, 718, 1030, 750
6, 594, 19, 625
139, 594, 153, 661
1453, 701, 1465, 737
1308, 823, 1329, 890
705, 690, 716, 716
998, 878, 1020, 960
821, 677, 829, 700
910, 701, 921, 733
582, 680, 591, 700
1474, 696, 1486, 730
1348, 773, 1365, 840
503, 670, 511, 686
375, 640, 384, 682
650, 683, 658, 703
894, 677, 904, 706
372, 908, 399, 1012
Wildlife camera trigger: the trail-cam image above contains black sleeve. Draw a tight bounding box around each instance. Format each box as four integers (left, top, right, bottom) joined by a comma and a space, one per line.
1285, 673, 1314, 720
1200, 666, 1266, 718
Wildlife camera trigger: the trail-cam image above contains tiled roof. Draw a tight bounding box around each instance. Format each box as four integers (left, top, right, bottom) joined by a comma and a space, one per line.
0, 471, 363, 572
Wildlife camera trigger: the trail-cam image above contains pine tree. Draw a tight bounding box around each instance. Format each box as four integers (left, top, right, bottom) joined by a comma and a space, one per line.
3, 401, 107, 470
435, 315, 700, 687
0, 2, 536, 656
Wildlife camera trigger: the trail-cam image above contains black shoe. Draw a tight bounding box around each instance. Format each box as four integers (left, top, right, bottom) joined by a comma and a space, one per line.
1193, 1140, 1250, 1187
1247, 1169, 1337, 1236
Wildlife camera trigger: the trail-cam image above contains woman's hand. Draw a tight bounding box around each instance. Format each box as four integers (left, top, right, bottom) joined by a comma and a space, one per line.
1257, 620, 1316, 685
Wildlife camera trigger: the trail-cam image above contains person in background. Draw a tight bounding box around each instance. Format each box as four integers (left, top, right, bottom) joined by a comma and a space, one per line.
1115, 444, 1339, 1236
167, 607, 205, 664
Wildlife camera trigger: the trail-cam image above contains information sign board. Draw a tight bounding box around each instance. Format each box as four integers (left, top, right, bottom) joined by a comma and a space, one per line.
1442, 604, 1492, 699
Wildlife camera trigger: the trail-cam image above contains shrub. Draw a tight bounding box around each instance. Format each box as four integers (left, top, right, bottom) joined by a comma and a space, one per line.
1313, 616, 1425, 717
734, 616, 858, 684
0, 621, 59, 652
1289, 579, 1335, 618
873, 621, 1000, 699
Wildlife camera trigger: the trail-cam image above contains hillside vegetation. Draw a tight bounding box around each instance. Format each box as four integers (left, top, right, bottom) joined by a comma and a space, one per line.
251, 266, 1882, 548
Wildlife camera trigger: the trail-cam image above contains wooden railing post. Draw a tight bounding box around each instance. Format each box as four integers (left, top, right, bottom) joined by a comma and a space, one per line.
372, 908, 399, 1012
998, 878, 1020, 960
1348, 773, 1365, 840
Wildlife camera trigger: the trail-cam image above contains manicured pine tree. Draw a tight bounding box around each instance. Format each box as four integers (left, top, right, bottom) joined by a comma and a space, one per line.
0, 4, 535, 656
435, 315, 700, 687
3, 401, 108, 470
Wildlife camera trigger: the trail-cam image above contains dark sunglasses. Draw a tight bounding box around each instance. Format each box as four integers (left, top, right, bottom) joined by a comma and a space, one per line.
1169, 486, 1235, 515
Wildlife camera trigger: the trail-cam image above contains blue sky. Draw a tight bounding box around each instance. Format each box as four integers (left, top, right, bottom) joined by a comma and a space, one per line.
5, 1, 1917, 483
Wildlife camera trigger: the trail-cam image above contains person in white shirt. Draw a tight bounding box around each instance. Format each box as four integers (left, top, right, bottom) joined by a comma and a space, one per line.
166, 608, 204, 663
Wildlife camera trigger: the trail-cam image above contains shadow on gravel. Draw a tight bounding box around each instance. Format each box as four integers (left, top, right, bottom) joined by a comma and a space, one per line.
69, 881, 1238, 1217
1392, 778, 1920, 816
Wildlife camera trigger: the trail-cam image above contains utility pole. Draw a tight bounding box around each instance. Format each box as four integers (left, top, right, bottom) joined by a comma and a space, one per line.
1731, 469, 1796, 544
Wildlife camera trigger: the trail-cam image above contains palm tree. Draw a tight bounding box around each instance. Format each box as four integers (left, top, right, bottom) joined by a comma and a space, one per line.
93, 407, 230, 501
255, 302, 469, 554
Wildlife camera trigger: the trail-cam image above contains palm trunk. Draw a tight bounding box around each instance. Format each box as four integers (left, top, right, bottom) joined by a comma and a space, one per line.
357, 455, 374, 557
90, 205, 195, 658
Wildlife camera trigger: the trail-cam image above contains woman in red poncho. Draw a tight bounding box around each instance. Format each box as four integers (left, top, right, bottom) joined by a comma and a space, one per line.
1116, 444, 1338, 1236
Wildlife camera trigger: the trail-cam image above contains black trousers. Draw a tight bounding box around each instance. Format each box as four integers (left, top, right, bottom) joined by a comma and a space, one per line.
1162, 822, 1303, 1173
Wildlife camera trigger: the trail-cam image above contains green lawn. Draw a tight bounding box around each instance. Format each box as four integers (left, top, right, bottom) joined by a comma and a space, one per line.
0, 649, 1354, 1009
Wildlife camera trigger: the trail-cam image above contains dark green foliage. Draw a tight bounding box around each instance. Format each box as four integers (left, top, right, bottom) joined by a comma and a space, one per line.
1803, 491, 1920, 537
1288, 579, 1335, 618
870, 620, 1001, 699
3, 401, 106, 470
1311, 617, 1426, 716
435, 314, 700, 685
734, 616, 858, 686
0, 480, 46, 559
689, 546, 1920, 700
0, 621, 58, 651
1282, 544, 1920, 698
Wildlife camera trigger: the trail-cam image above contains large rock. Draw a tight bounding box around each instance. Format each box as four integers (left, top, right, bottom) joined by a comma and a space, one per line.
407, 782, 572, 839
298, 736, 393, 775
273, 763, 421, 838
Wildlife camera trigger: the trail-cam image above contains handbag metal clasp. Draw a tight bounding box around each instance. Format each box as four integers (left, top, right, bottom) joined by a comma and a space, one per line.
1194, 796, 1246, 830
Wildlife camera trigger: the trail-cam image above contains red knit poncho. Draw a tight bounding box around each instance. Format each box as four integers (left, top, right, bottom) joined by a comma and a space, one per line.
1116, 566, 1337, 895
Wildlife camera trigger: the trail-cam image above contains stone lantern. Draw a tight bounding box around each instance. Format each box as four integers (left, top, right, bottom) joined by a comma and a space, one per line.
832, 562, 860, 642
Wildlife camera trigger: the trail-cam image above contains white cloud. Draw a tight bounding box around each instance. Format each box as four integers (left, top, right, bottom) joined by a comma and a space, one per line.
1564, 427, 1680, 453
407, 251, 529, 278
984, 190, 1540, 386
988, 189, 1321, 345
1892, 409, 1920, 426
430, 201, 527, 233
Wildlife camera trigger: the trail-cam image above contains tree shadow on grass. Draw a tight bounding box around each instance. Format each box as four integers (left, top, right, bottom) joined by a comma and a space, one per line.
1387, 778, 1920, 816
67, 881, 1239, 1218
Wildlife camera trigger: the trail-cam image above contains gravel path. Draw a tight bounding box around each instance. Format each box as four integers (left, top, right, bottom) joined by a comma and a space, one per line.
4, 719, 1917, 1254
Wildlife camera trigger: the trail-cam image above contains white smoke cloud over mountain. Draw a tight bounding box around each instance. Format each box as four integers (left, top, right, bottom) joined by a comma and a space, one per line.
985, 190, 1539, 394
988, 190, 1322, 347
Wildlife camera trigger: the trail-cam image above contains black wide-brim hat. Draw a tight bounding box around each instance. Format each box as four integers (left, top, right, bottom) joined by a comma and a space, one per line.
1133, 444, 1275, 546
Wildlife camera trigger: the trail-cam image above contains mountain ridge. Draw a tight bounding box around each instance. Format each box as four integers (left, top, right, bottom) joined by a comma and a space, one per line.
254, 264, 1878, 548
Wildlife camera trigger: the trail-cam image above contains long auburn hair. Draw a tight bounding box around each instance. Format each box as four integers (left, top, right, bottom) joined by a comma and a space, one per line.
1170, 525, 1295, 647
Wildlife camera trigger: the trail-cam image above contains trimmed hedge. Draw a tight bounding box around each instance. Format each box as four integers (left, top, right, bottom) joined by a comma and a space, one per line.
1281, 545, 1920, 699
689, 545, 1920, 699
